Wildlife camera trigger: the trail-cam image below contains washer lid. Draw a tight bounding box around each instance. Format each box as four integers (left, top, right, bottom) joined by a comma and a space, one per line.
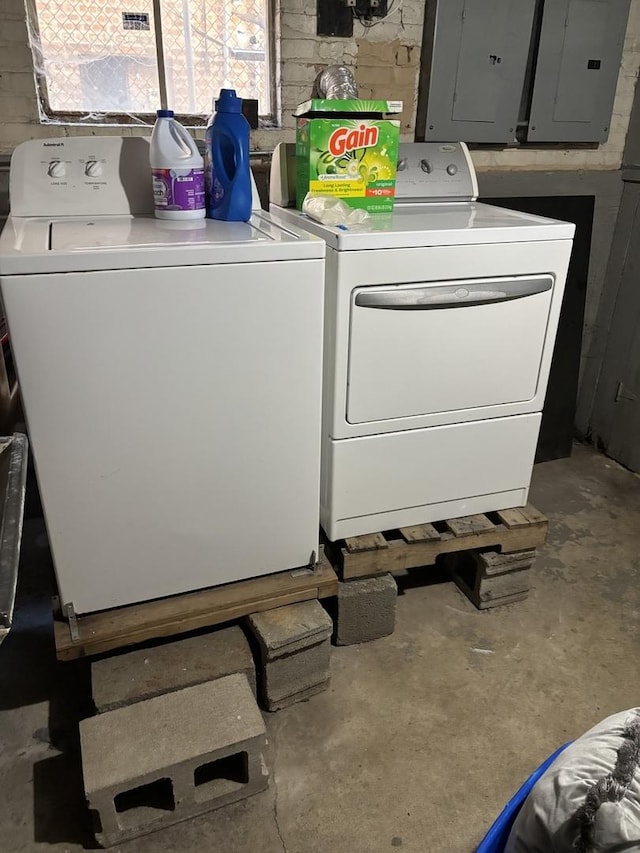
0, 211, 325, 275
269, 202, 575, 250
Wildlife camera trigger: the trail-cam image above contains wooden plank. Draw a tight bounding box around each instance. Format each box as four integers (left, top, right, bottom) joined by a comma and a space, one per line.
478, 568, 531, 603
476, 590, 529, 611
449, 554, 531, 611
521, 504, 548, 525
496, 508, 530, 529
445, 514, 495, 537
341, 522, 548, 579
478, 548, 537, 577
344, 532, 388, 554
54, 557, 338, 661
399, 523, 441, 543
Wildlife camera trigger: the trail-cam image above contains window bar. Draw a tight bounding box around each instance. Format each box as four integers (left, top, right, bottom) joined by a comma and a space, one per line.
182, 0, 197, 113
152, 0, 169, 109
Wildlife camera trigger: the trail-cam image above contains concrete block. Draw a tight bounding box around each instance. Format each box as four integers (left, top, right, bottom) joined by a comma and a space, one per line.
335, 574, 397, 646
247, 601, 333, 709
281, 38, 318, 61
91, 626, 256, 713
80, 674, 268, 847
263, 639, 331, 708
267, 678, 330, 711
280, 13, 318, 37
248, 600, 333, 660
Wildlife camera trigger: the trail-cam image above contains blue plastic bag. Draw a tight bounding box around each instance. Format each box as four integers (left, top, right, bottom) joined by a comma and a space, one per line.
476, 742, 572, 853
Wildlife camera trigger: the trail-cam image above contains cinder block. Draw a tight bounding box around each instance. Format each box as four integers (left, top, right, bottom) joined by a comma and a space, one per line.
248, 600, 333, 659
267, 678, 331, 711
335, 574, 397, 646
262, 639, 331, 709
91, 626, 256, 713
247, 601, 333, 710
80, 674, 268, 847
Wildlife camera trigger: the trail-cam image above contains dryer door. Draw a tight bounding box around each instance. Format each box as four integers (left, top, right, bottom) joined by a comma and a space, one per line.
346, 274, 554, 424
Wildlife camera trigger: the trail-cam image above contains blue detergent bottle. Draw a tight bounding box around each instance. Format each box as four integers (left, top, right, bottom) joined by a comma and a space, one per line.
205, 89, 252, 222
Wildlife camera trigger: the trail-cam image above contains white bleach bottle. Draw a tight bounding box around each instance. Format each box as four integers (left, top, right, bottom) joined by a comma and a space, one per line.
150, 110, 206, 220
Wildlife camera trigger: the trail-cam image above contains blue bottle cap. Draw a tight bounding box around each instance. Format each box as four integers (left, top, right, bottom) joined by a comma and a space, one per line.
156, 109, 174, 117
215, 89, 242, 113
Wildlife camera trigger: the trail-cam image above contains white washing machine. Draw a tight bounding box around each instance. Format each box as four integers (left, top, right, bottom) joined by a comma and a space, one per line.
270, 142, 575, 540
0, 136, 326, 614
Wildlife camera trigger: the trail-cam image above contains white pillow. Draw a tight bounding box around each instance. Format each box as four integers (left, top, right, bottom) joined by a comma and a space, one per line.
506, 708, 640, 853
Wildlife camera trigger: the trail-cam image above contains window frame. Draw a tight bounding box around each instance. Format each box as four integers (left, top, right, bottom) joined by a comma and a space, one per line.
27, 0, 278, 126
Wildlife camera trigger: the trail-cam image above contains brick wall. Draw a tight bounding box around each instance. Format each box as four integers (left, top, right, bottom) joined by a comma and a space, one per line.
257, 0, 425, 147
0, 0, 640, 171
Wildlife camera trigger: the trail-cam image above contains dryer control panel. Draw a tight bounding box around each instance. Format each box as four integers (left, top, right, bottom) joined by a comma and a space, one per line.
394, 142, 478, 203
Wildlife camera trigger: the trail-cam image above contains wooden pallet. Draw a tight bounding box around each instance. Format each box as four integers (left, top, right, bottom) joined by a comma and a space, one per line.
332, 505, 548, 581
54, 556, 338, 661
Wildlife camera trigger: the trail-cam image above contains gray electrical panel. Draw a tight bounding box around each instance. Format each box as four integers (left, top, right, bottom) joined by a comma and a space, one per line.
417, 0, 536, 144
528, 0, 631, 143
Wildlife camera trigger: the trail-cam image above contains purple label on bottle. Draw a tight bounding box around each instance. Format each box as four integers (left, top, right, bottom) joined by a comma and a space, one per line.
204, 159, 225, 211
152, 168, 205, 212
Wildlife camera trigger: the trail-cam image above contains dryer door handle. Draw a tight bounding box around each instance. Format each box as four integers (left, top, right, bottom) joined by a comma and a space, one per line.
354, 276, 553, 310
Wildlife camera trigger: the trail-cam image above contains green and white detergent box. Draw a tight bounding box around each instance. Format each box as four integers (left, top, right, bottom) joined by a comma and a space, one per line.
295, 99, 402, 214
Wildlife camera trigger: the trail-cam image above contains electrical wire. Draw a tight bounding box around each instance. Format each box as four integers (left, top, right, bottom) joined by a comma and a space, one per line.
352, 0, 403, 29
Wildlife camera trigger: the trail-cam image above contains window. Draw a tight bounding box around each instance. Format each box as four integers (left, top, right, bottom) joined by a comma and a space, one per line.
26, 0, 274, 123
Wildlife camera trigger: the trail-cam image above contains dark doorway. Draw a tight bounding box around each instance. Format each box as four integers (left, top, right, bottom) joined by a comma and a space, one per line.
481, 195, 594, 463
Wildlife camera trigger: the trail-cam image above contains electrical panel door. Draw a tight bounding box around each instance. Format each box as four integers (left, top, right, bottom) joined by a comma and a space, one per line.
528, 0, 631, 142
418, 0, 536, 143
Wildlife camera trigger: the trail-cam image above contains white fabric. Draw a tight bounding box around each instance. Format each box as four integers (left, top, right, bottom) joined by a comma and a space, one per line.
505, 709, 640, 853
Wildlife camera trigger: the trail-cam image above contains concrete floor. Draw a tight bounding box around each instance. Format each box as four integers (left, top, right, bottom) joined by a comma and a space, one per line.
2, 443, 640, 853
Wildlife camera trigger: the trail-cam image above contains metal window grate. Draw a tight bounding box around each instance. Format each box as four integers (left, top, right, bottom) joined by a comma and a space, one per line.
30, 0, 272, 118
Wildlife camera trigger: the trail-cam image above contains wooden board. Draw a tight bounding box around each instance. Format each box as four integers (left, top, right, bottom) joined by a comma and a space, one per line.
336, 504, 548, 580
478, 548, 537, 576
399, 523, 440, 543
449, 549, 532, 610
496, 508, 531, 529
344, 532, 388, 553
445, 514, 496, 537
54, 557, 338, 661
520, 504, 547, 525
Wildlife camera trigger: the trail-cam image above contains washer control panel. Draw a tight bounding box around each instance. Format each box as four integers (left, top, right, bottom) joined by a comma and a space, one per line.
395, 142, 478, 203
10, 137, 154, 217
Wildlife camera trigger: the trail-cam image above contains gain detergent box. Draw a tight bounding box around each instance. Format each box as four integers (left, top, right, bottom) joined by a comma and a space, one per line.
295, 99, 402, 214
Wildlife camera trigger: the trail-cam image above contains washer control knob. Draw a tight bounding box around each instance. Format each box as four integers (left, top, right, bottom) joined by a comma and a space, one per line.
446, 164, 458, 176
47, 160, 66, 178
85, 160, 103, 178
397, 157, 408, 171
420, 159, 433, 174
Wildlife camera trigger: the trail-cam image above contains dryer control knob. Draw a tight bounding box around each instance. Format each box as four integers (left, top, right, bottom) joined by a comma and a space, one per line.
397, 158, 408, 171
446, 164, 458, 176
420, 159, 432, 174
47, 160, 66, 178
